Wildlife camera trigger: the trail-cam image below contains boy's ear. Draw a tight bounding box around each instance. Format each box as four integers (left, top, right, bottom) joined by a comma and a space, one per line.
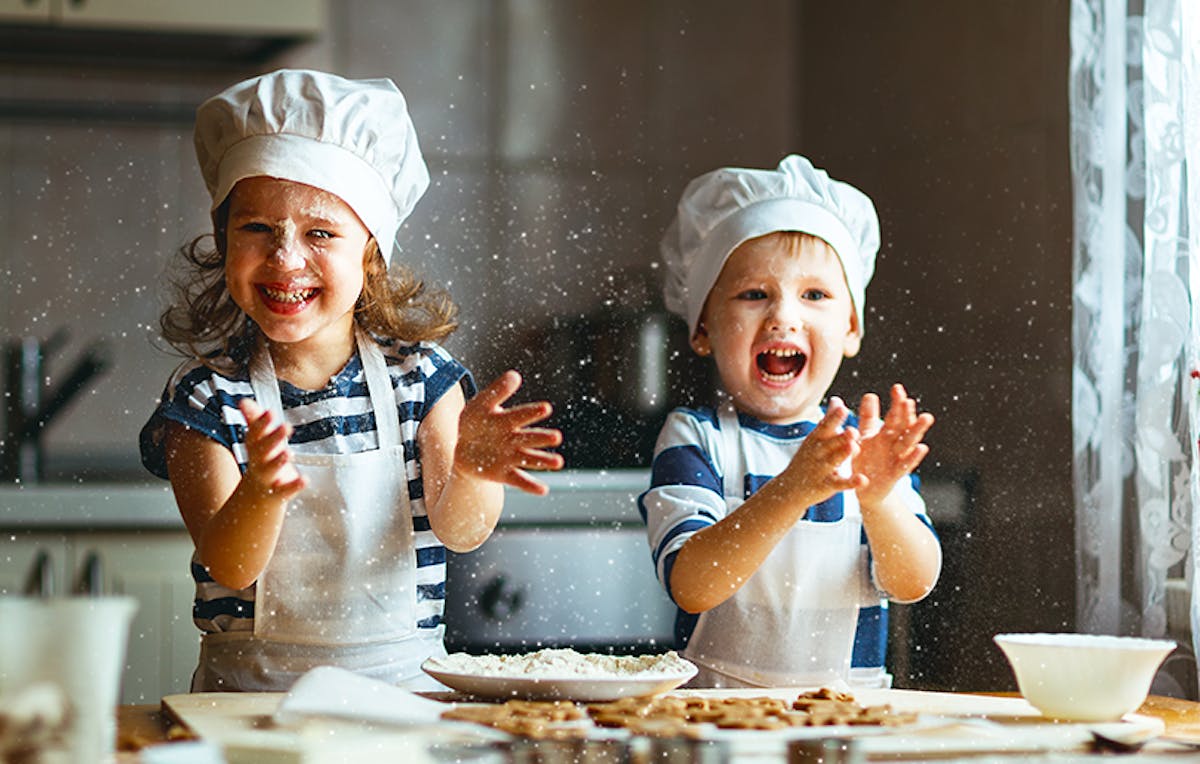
690, 323, 712, 356
842, 314, 862, 358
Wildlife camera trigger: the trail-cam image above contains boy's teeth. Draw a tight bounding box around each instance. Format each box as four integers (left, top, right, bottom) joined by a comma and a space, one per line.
761, 370, 798, 382
757, 347, 804, 381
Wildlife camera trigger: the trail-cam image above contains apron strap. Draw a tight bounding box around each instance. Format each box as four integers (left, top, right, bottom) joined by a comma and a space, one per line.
355, 327, 403, 449
248, 327, 403, 449
249, 334, 284, 418
716, 399, 741, 502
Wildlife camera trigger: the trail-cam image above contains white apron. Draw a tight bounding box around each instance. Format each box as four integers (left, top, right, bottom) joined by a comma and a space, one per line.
683, 402, 869, 688
193, 328, 447, 692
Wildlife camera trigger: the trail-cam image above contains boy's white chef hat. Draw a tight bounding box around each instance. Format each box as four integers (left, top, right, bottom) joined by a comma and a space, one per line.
194, 68, 428, 268
661, 154, 879, 339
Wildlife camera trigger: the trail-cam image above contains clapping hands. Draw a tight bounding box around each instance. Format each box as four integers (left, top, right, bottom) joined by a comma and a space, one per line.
237, 398, 308, 500
454, 370, 564, 495
785, 384, 933, 510
852, 384, 934, 508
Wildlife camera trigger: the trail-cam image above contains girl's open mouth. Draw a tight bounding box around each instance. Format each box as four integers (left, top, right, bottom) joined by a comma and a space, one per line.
757, 347, 806, 382
257, 284, 319, 313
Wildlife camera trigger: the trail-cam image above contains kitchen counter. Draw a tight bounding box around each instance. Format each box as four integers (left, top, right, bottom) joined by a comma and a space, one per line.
0, 470, 651, 530
0, 484, 181, 529
113, 690, 1200, 762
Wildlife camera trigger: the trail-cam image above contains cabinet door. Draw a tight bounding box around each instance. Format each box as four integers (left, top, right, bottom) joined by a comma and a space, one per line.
70, 532, 198, 703
0, 532, 70, 596
0, 0, 52, 21
56, 0, 323, 34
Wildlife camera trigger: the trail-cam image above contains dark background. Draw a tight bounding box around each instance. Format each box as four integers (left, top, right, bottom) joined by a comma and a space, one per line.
0, 1, 1074, 692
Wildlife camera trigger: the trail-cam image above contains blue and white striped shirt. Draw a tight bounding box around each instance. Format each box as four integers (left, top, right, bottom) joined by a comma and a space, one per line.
139, 336, 473, 638
638, 404, 934, 672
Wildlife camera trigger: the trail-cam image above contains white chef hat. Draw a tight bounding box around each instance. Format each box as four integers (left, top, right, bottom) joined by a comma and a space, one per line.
194, 68, 429, 268
661, 154, 879, 339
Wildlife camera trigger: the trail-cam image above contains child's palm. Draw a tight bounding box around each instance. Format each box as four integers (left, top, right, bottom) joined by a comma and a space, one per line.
853, 386, 933, 507
782, 398, 865, 503
455, 371, 563, 494
238, 398, 307, 500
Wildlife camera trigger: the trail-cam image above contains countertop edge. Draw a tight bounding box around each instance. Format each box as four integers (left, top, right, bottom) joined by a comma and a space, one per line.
0, 470, 653, 529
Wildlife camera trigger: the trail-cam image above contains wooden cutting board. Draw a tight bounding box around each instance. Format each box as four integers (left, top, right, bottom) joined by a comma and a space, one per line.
161, 692, 491, 764
162, 688, 1163, 761
162, 693, 293, 754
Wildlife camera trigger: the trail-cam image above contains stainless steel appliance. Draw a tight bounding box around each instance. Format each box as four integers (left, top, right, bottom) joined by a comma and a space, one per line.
444, 467, 976, 685
444, 470, 677, 654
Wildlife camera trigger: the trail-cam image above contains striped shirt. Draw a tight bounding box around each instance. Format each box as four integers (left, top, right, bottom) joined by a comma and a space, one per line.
637, 405, 934, 672
139, 336, 473, 637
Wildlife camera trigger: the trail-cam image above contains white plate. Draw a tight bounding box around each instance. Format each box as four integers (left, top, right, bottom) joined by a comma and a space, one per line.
421, 658, 698, 701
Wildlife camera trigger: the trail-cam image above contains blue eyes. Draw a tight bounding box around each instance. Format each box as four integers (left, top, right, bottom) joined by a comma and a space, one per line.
235, 223, 335, 239
736, 288, 829, 301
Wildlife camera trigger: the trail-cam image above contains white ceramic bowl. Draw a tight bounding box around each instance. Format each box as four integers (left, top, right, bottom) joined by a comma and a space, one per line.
994, 633, 1176, 722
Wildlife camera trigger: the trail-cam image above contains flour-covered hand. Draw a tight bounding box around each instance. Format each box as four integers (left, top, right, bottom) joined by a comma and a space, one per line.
237, 398, 307, 499
454, 370, 564, 495
779, 397, 866, 504
853, 384, 933, 509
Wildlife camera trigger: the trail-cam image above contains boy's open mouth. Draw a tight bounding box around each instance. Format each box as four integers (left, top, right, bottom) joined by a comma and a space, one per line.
757, 348, 806, 382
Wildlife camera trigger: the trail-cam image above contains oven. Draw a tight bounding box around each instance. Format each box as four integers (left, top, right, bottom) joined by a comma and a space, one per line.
444, 470, 678, 655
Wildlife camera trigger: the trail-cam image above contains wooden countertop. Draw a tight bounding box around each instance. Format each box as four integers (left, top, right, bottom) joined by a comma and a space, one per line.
115, 693, 1200, 761
1138, 694, 1200, 738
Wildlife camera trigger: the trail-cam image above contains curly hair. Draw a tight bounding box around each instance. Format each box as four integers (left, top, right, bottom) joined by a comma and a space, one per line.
159, 201, 458, 369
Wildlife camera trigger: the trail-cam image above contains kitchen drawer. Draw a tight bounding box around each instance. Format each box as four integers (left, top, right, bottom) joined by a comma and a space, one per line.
445, 526, 675, 653
0, 530, 198, 703
0, 531, 70, 595
76, 532, 198, 703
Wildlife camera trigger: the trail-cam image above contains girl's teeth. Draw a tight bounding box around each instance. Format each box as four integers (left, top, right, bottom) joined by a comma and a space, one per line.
262, 286, 316, 303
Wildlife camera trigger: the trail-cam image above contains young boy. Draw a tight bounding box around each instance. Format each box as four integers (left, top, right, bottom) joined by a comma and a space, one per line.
640, 155, 942, 688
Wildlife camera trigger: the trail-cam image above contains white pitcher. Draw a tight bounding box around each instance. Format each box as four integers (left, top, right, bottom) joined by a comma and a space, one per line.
0, 596, 137, 763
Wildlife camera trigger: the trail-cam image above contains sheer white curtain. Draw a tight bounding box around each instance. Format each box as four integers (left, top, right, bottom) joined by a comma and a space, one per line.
1070, 0, 1199, 692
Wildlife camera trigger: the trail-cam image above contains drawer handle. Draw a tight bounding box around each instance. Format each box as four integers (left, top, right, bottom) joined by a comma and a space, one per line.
23, 549, 54, 597
75, 550, 103, 596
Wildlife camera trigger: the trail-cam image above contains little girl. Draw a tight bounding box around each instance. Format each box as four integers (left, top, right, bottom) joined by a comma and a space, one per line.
139, 69, 563, 692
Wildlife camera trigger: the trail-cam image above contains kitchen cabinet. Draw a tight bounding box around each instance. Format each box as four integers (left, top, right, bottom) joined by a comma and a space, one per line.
0, 529, 198, 704
0, 0, 324, 34
0, 0, 326, 65
0, 531, 69, 595
78, 532, 198, 703
0, 0, 49, 22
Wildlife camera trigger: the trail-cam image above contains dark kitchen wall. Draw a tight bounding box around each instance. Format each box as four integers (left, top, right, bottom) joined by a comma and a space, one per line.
328, 0, 804, 470
0, 0, 801, 478
0, 1, 1074, 690
796, 1, 1075, 690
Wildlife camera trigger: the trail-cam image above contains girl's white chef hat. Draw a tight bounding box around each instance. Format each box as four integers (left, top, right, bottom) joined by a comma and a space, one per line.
661, 154, 879, 339
194, 68, 428, 268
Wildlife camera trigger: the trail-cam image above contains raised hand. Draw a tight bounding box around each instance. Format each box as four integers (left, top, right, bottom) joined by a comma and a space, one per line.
237, 398, 307, 500
454, 370, 564, 495
853, 384, 934, 508
780, 397, 867, 504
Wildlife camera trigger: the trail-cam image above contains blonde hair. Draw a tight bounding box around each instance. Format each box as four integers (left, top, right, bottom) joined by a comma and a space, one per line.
159, 200, 458, 369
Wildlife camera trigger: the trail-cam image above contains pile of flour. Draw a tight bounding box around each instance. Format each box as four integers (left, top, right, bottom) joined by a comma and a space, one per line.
431, 648, 693, 677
